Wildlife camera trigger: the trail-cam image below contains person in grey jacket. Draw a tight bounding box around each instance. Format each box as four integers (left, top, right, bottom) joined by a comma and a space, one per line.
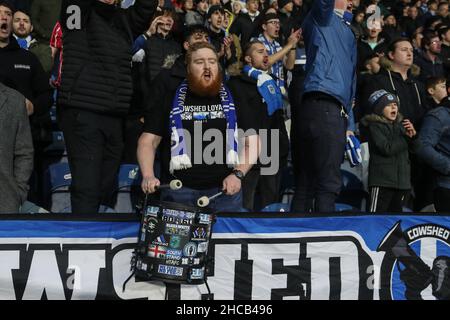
0, 81, 34, 213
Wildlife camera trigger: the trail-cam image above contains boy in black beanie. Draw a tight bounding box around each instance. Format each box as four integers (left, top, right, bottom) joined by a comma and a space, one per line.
361, 89, 419, 212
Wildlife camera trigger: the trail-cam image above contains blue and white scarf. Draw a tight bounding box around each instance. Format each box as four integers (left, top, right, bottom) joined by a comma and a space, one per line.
242, 65, 283, 116
258, 34, 286, 96
14, 35, 32, 50
169, 80, 239, 173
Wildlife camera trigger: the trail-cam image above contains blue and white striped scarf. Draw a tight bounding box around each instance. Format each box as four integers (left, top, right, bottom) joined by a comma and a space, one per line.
169, 80, 239, 173
258, 34, 286, 95
242, 65, 283, 116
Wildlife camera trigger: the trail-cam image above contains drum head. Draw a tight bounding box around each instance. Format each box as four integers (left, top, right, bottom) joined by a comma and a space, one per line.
134, 201, 215, 285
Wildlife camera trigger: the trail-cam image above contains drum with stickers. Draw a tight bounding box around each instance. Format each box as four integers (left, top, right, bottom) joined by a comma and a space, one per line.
134, 200, 215, 284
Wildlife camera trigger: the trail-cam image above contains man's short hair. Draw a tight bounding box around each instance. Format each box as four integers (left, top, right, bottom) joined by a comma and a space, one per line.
422, 31, 440, 50
436, 23, 450, 39
185, 42, 219, 65
262, 12, 279, 24
183, 24, 209, 41
386, 37, 412, 57
426, 76, 446, 91
206, 5, 224, 20
363, 53, 379, 69
243, 39, 264, 58
0, 0, 15, 12
13, 9, 32, 23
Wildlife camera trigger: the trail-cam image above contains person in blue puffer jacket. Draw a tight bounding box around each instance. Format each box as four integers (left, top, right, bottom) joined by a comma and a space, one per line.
417, 96, 450, 212
291, 0, 357, 213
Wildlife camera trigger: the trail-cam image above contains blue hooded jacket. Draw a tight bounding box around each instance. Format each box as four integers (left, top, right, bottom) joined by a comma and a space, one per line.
302, 0, 357, 131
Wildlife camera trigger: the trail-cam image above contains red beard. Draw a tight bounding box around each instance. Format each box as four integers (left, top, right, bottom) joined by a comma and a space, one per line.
187, 71, 223, 97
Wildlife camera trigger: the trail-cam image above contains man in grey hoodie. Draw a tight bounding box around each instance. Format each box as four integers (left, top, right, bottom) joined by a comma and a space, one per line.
0, 81, 34, 213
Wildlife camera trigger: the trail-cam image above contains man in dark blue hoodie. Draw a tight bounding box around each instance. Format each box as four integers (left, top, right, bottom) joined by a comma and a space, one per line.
291, 0, 357, 213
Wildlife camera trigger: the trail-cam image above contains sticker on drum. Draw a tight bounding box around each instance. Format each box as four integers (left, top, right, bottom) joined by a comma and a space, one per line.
181, 257, 201, 265
183, 242, 198, 257
165, 223, 190, 236
158, 264, 184, 277
197, 241, 209, 253
147, 245, 167, 259
169, 235, 182, 249
190, 267, 205, 280
152, 234, 169, 246
166, 249, 182, 260
145, 206, 160, 217
162, 214, 193, 225
191, 227, 208, 241
162, 208, 196, 220
146, 217, 158, 232
198, 213, 212, 225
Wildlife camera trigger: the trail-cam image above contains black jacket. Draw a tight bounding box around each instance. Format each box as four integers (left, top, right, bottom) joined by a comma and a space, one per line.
414, 52, 446, 84
145, 54, 187, 116
442, 43, 450, 82
58, 0, 157, 116
229, 12, 262, 49
143, 33, 181, 82
357, 37, 387, 72
360, 69, 428, 127
0, 37, 53, 143
361, 113, 418, 190
227, 74, 289, 169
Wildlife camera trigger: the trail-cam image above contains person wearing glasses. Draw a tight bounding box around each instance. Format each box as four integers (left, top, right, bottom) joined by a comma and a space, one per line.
414, 31, 445, 83
257, 13, 301, 97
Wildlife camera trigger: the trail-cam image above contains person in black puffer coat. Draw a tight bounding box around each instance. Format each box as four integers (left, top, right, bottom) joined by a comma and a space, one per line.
58, 0, 157, 214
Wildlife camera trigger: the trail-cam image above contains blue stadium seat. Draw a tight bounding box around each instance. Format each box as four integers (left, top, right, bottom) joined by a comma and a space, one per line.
335, 203, 358, 212
114, 164, 142, 213
61, 205, 116, 213
337, 170, 368, 211
44, 162, 72, 213
261, 203, 290, 212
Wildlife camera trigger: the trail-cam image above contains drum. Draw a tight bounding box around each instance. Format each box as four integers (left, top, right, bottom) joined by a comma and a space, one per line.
133, 200, 215, 285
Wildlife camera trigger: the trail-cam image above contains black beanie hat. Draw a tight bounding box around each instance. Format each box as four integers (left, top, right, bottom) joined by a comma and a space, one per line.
277, 0, 292, 10
368, 89, 399, 115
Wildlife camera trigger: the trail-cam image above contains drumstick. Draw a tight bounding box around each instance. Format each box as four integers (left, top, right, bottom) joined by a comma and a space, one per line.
156, 179, 183, 191
197, 192, 223, 207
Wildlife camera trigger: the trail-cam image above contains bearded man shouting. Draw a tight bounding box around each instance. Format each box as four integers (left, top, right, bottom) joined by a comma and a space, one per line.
138, 42, 259, 212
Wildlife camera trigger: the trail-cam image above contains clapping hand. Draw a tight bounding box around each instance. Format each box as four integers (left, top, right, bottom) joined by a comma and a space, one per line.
403, 119, 416, 138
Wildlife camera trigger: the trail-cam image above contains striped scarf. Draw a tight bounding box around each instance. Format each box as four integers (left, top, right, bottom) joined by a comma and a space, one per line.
169, 80, 239, 173
242, 65, 282, 116
258, 34, 286, 95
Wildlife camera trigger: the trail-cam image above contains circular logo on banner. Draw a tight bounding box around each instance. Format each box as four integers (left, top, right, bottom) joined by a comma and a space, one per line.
183, 242, 198, 257
378, 221, 450, 300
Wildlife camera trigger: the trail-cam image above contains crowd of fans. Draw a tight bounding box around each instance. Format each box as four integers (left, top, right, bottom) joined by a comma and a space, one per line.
1, 0, 450, 214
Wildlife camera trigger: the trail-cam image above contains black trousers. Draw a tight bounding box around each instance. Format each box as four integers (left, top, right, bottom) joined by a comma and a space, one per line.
369, 187, 409, 213
434, 187, 450, 212
122, 116, 144, 164
59, 108, 124, 214
242, 169, 282, 211
291, 95, 347, 213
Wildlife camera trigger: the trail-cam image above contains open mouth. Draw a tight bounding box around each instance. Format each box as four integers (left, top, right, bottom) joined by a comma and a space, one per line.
390, 111, 397, 118
0, 23, 8, 32
203, 73, 212, 81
